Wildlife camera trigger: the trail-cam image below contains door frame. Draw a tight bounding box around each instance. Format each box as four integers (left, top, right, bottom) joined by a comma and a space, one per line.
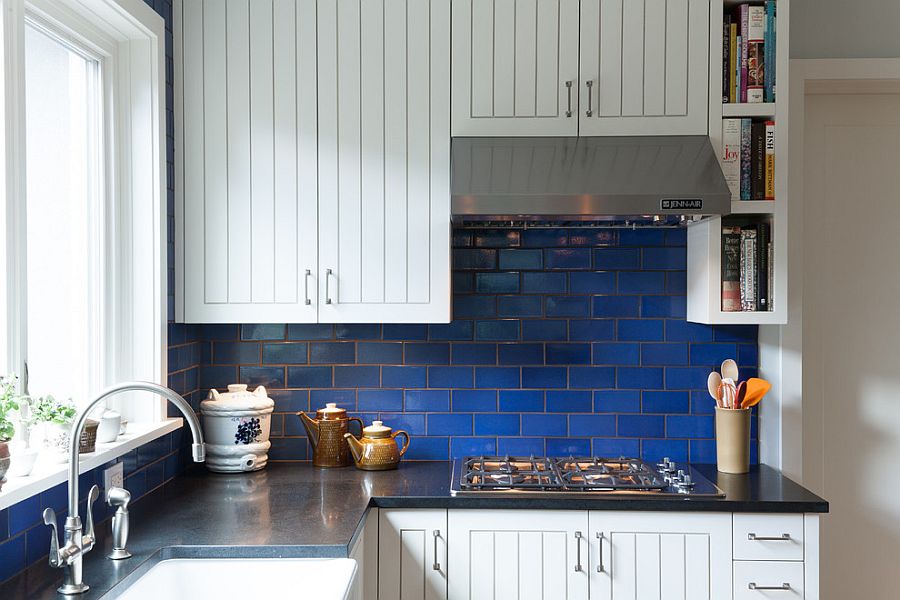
769, 58, 900, 482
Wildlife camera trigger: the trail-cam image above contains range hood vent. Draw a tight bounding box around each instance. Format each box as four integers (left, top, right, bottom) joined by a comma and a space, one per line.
451, 135, 731, 224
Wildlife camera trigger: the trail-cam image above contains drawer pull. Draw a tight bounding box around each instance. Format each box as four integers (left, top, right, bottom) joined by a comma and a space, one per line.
432, 530, 441, 572
574, 531, 583, 572
749, 583, 791, 591
748, 533, 791, 541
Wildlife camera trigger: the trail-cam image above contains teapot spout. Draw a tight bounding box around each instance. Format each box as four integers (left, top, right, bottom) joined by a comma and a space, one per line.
297, 411, 319, 448
344, 432, 363, 464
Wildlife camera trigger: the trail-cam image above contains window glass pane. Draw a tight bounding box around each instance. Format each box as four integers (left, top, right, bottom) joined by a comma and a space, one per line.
24, 23, 101, 406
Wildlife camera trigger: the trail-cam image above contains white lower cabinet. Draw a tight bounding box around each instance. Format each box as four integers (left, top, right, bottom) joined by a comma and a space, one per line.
447, 509, 590, 600
378, 509, 448, 600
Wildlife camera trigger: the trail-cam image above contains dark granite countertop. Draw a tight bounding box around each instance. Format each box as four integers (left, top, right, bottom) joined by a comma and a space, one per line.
0, 461, 827, 599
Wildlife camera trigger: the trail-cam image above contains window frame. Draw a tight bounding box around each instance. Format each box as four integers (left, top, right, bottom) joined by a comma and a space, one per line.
1, 0, 167, 422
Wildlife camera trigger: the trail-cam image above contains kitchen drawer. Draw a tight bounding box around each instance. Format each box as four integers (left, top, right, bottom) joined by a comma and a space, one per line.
734, 561, 804, 599
733, 514, 804, 561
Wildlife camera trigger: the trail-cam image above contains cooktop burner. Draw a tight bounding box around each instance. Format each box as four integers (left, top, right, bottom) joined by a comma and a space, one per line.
452, 456, 724, 498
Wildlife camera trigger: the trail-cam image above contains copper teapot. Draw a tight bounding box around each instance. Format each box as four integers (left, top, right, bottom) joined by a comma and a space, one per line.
344, 421, 410, 471
297, 403, 362, 468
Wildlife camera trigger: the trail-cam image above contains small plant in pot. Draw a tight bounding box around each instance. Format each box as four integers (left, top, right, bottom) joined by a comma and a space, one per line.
31, 395, 77, 462
0, 374, 21, 488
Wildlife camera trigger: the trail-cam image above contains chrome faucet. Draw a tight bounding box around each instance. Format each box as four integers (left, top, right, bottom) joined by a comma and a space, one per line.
42, 381, 206, 595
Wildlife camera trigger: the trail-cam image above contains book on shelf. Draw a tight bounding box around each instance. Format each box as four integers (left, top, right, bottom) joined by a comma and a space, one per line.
757, 222, 771, 311
721, 118, 775, 201
746, 6, 766, 103
723, 1, 776, 104
740, 226, 757, 311
720, 219, 774, 313
722, 15, 731, 103
722, 226, 742, 312
729, 22, 738, 103
765, 0, 777, 103
737, 4, 749, 103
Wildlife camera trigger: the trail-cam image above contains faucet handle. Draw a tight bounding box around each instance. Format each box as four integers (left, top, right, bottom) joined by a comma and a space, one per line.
43, 508, 62, 568
83, 484, 100, 550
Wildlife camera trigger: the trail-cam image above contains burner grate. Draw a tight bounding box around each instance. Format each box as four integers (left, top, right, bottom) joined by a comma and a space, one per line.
461, 456, 562, 490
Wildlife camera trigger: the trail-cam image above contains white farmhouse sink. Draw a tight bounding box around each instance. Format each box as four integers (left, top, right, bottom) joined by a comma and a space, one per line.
110, 558, 357, 599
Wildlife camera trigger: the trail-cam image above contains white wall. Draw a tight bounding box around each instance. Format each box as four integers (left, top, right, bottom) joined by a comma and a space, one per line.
791, 0, 900, 59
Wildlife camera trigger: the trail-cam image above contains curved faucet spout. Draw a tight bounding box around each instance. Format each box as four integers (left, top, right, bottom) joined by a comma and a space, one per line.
67, 381, 205, 518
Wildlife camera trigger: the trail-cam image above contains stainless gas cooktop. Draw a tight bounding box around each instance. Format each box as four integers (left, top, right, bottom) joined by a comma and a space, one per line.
450, 456, 724, 498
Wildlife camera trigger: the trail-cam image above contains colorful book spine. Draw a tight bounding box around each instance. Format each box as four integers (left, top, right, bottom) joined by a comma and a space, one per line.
764, 0, 777, 102
722, 226, 743, 312
747, 6, 766, 103
750, 121, 766, 200
723, 16, 732, 102
735, 35, 742, 101
729, 23, 738, 103
740, 118, 752, 200
737, 4, 749, 102
765, 121, 776, 200
722, 119, 742, 199
740, 226, 758, 311
757, 222, 771, 311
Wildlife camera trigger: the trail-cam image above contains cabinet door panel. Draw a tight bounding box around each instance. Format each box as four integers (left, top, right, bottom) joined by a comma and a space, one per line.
579, 0, 709, 135
379, 509, 447, 600
452, 0, 580, 136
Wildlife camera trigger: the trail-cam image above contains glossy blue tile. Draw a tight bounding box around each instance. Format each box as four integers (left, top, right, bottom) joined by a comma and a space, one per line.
239, 366, 285, 388
475, 320, 519, 341
545, 343, 591, 365
618, 320, 665, 342
592, 343, 640, 366
618, 272, 666, 294
546, 438, 591, 456
429, 366, 473, 388
497, 295, 543, 317
522, 272, 566, 293
691, 390, 716, 415
545, 248, 591, 269
498, 343, 544, 365
664, 367, 711, 390
665, 228, 687, 246
642, 439, 688, 463
453, 248, 497, 270
666, 271, 687, 294
476, 272, 520, 293
405, 437, 450, 460
0, 534, 26, 581
666, 415, 714, 438
594, 390, 641, 413
429, 321, 474, 341
0, 508, 7, 540
261, 343, 308, 364
309, 342, 355, 364
641, 343, 689, 366
592, 296, 640, 317
450, 437, 498, 458
498, 437, 545, 456
521, 228, 568, 247
287, 366, 332, 388
453, 295, 497, 318
357, 342, 403, 364
405, 390, 450, 412
569, 320, 615, 342
641, 296, 687, 318
738, 343, 759, 367
521, 367, 567, 388
499, 249, 543, 270
545, 296, 590, 317
569, 367, 616, 389
199, 324, 240, 341
453, 230, 474, 247
665, 320, 713, 342
383, 324, 428, 340
618, 415, 665, 438
499, 390, 544, 412
452, 390, 497, 412
568, 415, 616, 437
546, 391, 592, 412
452, 272, 475, 293
593, 438, 641, 457
713, 324, 759, 343
643, 391, 690, 414
619, 228, 666, 246
474, 414, 520, 436
405, 343, 450, 365
8, 497, 40, 536
335, 324, 381, 340
213, 342, 260, 364
521, 320, 567, 341
269, 437, 309, 460
427, 413, 473, 436
382, 366, 427, 388
569, 230, 618, 247
474, 229, 520, 248
310, 389, 356, 409
334, 366, 380, 387
690, 343, 738, 367
199, 365, 238, 390
642, 247, 686, 270
593, 248, 640, 270
358, 390, 403, 412
690, 439, 717, 463
452, 343, 497, 365
287, 324, 334, 340
475, 367, 520, 388
617, 367, 664, 389
242, 324, 286, 340
521, 414, 567, 436
569, 272, 616, 294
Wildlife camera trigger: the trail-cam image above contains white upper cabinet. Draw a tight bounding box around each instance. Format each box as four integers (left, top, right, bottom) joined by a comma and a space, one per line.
175, 0, 450, 324
317, 0, 451, 323
451, 0, 710, 137
579, 0, 710, 135
451, 0, 580, 136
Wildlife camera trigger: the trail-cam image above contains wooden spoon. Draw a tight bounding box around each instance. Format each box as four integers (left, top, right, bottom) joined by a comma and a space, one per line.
708, 372, 724, 408
741, 378, 772, 409
721, 359, 739, 382
736, 380, 747, 407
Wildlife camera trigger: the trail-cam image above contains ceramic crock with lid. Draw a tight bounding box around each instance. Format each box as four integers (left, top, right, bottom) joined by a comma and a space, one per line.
298, 403, 363, 468
201, 384, 274, 473
344, 420, 410, 471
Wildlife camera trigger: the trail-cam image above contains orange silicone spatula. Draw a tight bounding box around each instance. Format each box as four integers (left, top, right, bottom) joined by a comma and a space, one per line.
741, 378, 771, 409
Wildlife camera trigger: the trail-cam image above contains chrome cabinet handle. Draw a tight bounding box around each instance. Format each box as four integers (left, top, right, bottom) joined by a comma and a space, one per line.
432, 530, 441, 571
325, 268, 334, 304
749, 583, 791, 591
574, 531, 583, 572
595, 532, 604, 573
585, 80, 594, 117
304, 269, 312, 305
748, 533, 791, 541
565, 81, 573, 117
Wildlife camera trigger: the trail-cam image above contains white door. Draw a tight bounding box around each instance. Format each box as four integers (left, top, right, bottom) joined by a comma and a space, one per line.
801, 83, 900, 600
589, 511, 731, 599
317, 0, 451, 323
578, 0, 710, 136
177, 0, 319, 323
379, 509, 448, 600
451, 0, 580, 136
448, 509, 590, 600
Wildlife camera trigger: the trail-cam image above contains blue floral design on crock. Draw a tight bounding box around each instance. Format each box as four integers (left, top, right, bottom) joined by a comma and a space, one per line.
234, 417, 262, 445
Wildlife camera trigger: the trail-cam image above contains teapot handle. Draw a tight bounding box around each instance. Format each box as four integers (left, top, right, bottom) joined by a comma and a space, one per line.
348, 417, 364, 437
392, 430, 410, 457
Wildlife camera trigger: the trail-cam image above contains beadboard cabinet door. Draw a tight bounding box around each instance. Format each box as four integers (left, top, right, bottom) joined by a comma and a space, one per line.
451, 0, 580, 136
578, 0, 710, 136
448, 509, 590, 600
317, 0, 451, 323
589, 512, 731, 600
379, 509, 448, 600
175, 0, 319, 323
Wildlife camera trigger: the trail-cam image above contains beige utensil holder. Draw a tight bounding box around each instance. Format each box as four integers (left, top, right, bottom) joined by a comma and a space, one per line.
715, 407, 751, 473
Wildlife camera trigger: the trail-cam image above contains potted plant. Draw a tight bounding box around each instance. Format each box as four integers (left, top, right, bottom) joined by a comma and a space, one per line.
31, 395, 77, 461
0, 374, 20, 488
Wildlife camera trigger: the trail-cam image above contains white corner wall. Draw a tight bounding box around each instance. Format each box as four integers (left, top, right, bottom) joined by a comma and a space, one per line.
791, 0, 900, 59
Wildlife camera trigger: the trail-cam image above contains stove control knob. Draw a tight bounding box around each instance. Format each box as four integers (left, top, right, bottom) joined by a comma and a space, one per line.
682, 474, 693, 486
676, 469, 685, 481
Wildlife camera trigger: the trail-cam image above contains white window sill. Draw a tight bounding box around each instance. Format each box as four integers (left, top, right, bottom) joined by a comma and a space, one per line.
0, 418, 183, 511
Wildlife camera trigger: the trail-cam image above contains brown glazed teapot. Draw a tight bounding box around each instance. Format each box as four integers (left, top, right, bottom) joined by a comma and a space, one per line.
297, 403, 362, 468
344, 421, 410, 471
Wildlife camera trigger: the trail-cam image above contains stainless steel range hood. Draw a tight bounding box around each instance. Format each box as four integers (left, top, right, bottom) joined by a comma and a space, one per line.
451, 135, 731, 224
